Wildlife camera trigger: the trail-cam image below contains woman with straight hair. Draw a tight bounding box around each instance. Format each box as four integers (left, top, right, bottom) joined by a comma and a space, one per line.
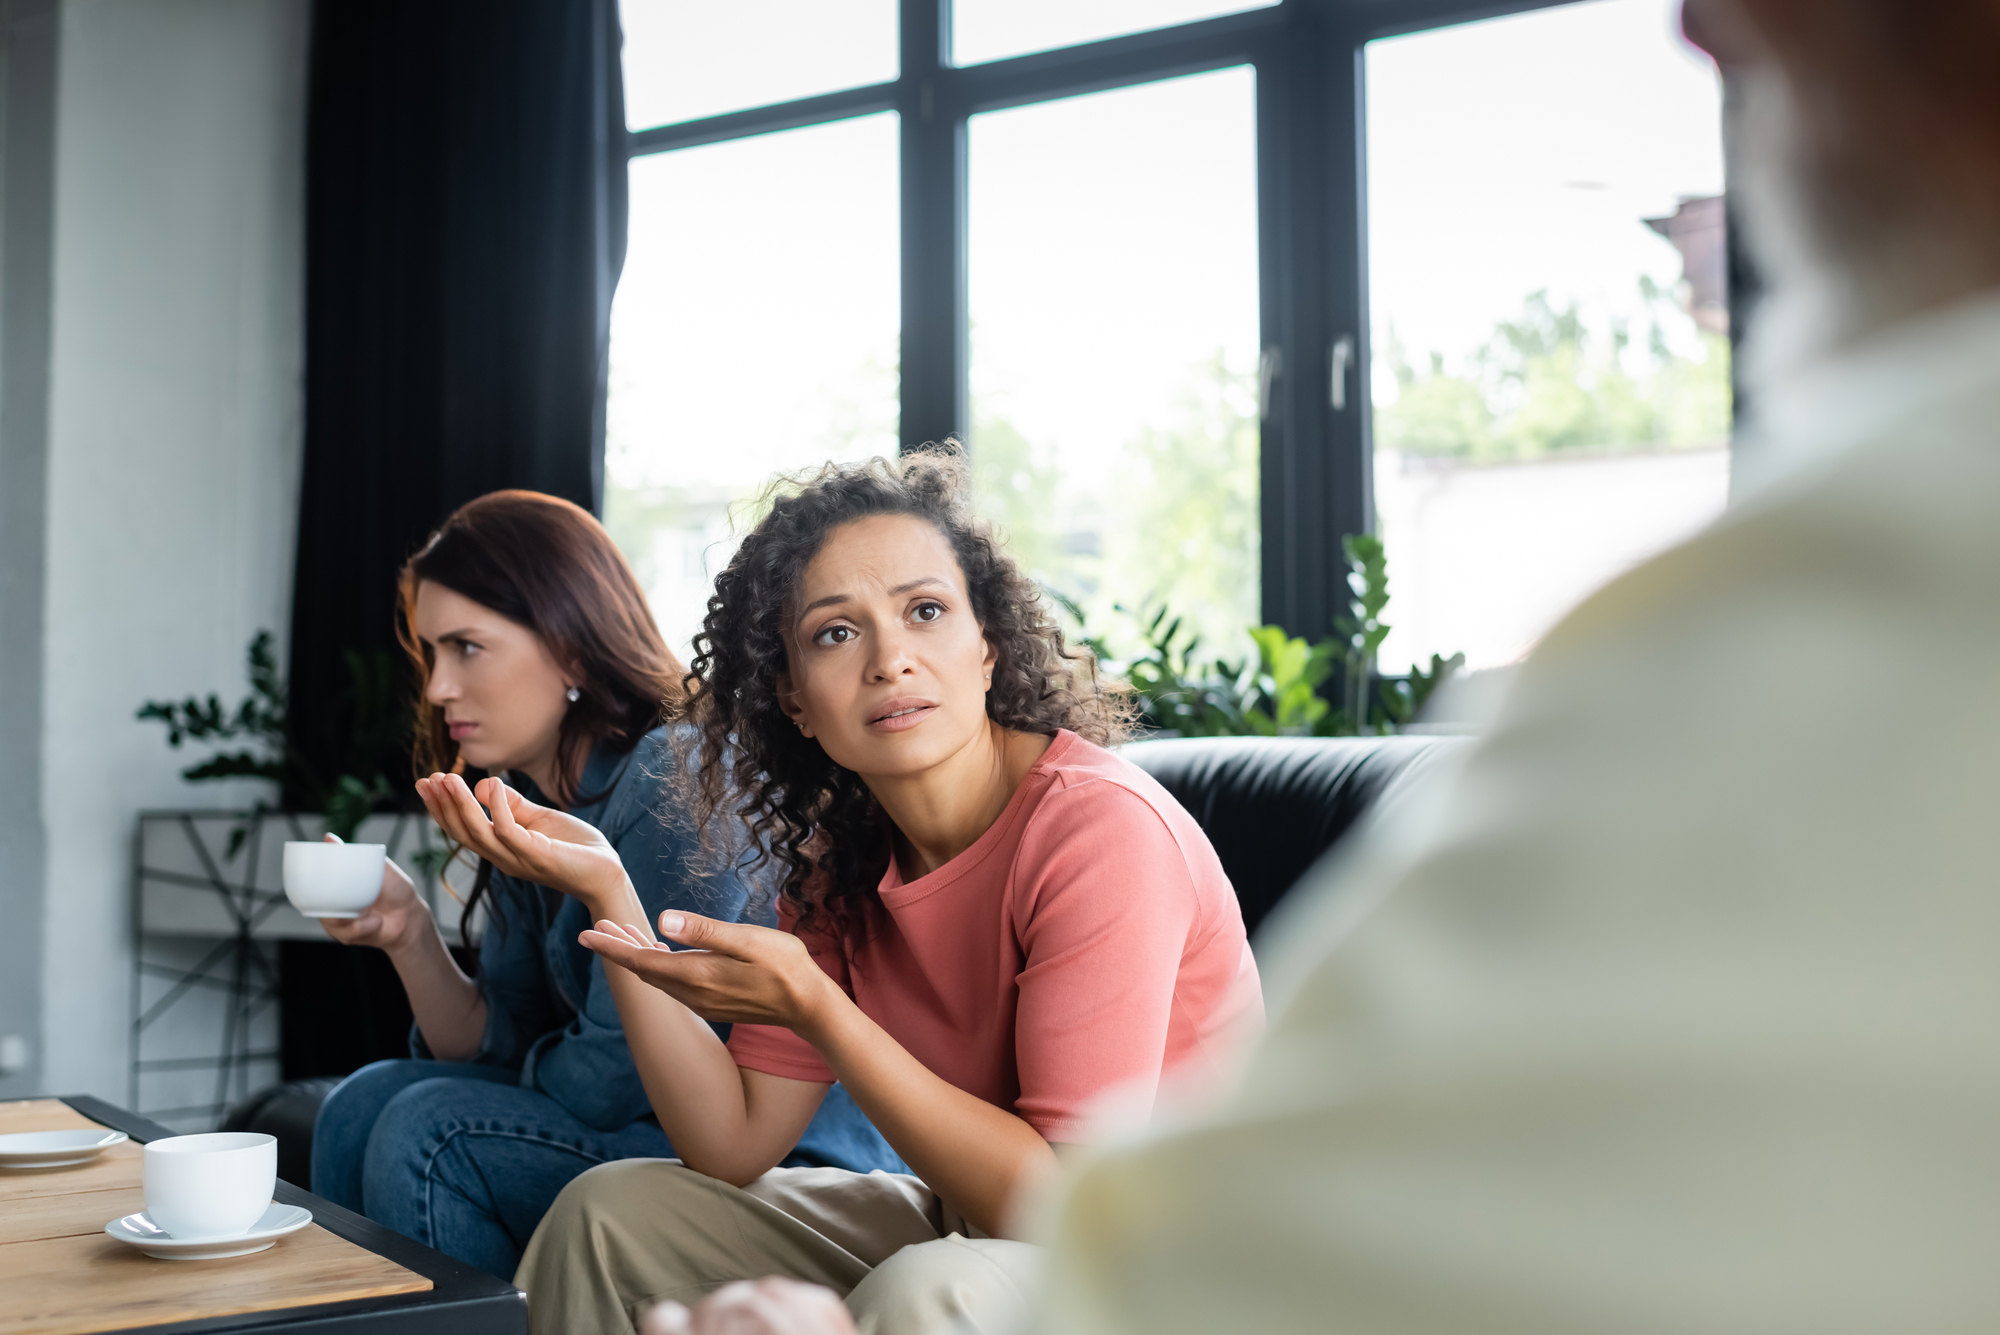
309, 490, 901, 1280
418, 452, 1264, 1331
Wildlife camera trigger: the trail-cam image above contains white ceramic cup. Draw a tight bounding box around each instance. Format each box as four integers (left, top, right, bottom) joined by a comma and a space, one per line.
282, 840, 386, 918
143, 1132, 276, 1238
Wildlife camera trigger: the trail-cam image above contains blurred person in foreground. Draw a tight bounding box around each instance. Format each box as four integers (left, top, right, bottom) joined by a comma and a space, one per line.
640, 0, 2000, 1329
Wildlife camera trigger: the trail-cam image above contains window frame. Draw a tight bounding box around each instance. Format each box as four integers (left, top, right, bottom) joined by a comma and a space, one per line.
622, 0, 1675, 641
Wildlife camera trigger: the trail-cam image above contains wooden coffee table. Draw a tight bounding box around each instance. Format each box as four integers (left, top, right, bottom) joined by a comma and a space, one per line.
0, 1097, 525, 1334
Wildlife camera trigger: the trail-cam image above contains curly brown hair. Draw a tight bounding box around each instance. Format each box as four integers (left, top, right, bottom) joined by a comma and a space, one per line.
683, 445, 1131, 947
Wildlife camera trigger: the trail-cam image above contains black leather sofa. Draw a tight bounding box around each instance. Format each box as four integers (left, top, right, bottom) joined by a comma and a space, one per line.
233, 733, 1466, 1181
1121, 733, 1467, 940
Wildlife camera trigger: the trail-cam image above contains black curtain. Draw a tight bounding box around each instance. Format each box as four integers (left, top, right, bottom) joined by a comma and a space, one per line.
289, 0, 628, 797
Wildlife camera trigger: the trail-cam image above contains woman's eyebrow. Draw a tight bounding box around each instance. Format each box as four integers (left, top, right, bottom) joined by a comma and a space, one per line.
795, 577, 950, 626
796, 593, 851, 623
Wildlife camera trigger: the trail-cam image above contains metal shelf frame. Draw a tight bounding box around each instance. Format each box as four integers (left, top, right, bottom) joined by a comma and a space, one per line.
128, 810, 461, 1129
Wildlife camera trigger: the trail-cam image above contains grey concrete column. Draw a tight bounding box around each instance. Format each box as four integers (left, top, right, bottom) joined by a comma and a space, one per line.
0, 0, 58, 1099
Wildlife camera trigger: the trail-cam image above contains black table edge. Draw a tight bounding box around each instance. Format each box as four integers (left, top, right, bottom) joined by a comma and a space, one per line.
38, 1095, 527, 1335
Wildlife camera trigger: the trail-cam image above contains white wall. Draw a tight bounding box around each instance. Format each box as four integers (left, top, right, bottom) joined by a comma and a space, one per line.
36, 0, 308, 1101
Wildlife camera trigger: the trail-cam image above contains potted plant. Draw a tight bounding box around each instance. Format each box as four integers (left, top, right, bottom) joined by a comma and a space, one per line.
1062, 535, 1466, 739
138, 631, 404, 850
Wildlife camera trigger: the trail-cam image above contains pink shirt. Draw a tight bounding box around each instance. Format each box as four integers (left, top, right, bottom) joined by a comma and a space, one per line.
727, 729, 1264, 1141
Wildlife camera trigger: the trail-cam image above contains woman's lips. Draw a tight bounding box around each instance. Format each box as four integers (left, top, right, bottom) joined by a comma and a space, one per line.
867, 702, 937, 733
448, 721, 477, 740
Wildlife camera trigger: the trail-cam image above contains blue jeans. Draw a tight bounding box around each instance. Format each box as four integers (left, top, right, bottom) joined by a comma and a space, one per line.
312, 1060, 908, 1279
311, 1061, 668, 1278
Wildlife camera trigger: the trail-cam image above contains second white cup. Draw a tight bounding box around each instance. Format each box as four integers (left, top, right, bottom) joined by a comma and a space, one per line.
143, 1132, 276, 1238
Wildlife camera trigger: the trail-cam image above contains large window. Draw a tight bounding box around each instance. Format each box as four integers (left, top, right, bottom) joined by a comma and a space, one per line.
969, 67, 1259, 660
1368, 0, 1728, 672
612, 0, 1731, 676
604, 115, 899, 656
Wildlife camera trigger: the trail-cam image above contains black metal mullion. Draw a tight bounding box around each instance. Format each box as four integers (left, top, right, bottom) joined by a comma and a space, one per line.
1258, 5, 1366, 641
1323, 28, 1372, 575
1256, 42, 1298, 631
947, 8, 1284, 114
627, 82, 898, 156
900, 0, 966, 449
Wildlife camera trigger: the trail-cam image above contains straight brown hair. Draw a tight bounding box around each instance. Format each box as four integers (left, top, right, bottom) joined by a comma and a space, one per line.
398, 490, 683, 938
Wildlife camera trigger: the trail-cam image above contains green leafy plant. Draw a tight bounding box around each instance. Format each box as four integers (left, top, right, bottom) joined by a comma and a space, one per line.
138, 631, 405, 850
1057, 534, 1464, 739
1243, 625, 1335, 735
1112, 600, 1254, 737
1334, 533, 1393, 732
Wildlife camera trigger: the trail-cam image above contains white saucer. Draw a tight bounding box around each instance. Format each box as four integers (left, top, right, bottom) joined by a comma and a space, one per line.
293, 908, 361, 918
105, 1203, 312, 1260
0, 1128, 129, 1169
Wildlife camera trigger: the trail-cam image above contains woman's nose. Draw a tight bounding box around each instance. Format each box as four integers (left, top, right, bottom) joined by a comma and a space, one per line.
426, 667, 458, 703
867, 627, 917, 681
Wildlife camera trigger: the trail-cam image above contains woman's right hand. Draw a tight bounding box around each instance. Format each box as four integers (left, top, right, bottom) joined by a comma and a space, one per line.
317, 833, 431, 955
581, 915, 836, 1030
416, 771, 631, 912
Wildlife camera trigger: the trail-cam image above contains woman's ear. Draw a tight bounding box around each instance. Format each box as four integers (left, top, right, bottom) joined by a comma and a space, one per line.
981, 636, 998, 688
556, 653, 585, 696
775, 671, 814, 738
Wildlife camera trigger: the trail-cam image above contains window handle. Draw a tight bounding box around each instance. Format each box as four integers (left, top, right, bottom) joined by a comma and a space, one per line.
1258, 345, 1282, 421
1329, 335, 1355, 412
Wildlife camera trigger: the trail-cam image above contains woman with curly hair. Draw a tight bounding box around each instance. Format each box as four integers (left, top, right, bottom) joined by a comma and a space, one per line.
418, 450, 1263, 1332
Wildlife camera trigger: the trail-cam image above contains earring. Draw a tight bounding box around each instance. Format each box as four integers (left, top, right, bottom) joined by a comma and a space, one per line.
566, 687, 580, 703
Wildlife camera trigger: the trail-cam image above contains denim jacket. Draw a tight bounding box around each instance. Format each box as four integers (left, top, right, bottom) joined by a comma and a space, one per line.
414, 726, 904, 1172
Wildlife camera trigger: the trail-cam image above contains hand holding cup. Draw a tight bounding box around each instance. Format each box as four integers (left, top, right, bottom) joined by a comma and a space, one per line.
313, 833, 429, 953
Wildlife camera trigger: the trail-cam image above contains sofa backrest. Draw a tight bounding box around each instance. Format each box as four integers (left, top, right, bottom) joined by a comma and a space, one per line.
1121, 734, 1469, 940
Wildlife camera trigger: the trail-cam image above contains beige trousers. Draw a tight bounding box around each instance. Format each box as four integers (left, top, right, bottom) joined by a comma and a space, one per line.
514, 1160, 1043, 1335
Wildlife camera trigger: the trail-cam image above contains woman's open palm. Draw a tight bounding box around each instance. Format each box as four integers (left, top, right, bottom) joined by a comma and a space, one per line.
580, 914, 828, 1028
416, 772, 628, 904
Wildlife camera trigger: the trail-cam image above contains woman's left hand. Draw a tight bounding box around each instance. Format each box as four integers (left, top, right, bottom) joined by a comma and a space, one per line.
417, 772, 630, 909
581, 914, 835, 1030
